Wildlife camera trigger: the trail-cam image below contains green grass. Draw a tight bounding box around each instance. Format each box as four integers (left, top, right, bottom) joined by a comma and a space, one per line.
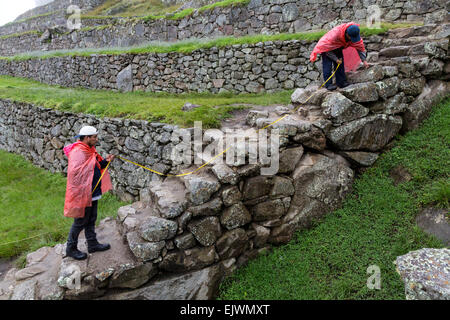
1, 11, 61, 28
84, 0, 181, 18
0, 150, 128, 265
0, 21, 421, 61
142, 0, 249, 21
218, 96, 450, 300
0, 75, 293, 128
0, 30, 43, 40
198, 0, 250, 13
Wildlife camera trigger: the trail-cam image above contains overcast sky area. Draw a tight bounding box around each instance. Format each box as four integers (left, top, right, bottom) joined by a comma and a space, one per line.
0, 0, 54, 26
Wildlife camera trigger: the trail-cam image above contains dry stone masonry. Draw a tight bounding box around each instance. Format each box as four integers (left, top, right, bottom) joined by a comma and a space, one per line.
0, 0, 449, 299
0, 0, 448, 56
1, 24, 449, 94
0, 22, 448, 299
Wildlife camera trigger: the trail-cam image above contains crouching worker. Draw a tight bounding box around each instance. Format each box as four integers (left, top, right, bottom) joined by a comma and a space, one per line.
310, 22, 370, 91
63, 125, 115, 260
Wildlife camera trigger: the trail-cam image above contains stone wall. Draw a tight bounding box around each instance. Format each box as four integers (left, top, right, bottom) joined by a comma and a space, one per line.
0, 39, 324, 93
0, 101, 201, 202
1, 24, 448, 95
1, 0, 448, 56
0, 51, 449, 298
0, 23, 448, 301
0, 11, 66, 37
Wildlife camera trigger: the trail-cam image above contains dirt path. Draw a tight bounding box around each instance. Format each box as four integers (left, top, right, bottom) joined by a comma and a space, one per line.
218, 104, 287, 130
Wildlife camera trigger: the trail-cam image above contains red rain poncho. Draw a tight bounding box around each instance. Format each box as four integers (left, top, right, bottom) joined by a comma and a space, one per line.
310, 22, 366, 72
63, 141, 112, 218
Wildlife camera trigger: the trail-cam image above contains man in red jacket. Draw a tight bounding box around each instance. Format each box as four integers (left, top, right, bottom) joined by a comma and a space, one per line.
310, 22, 370, 91
63, 125, 115, 260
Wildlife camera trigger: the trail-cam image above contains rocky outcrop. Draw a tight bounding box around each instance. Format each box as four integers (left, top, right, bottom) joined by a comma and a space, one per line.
394, 248, 450, 300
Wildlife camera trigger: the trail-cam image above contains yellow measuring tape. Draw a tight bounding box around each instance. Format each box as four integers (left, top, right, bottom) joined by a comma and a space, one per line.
1, 63, 341, 247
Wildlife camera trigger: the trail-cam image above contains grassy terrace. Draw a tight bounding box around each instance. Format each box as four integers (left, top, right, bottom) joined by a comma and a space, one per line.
0, 75, 293, 128
82, 0, 250, 20
141, 0, 250, 21
0, 21, 421, 61
0, 11, 61, 28
0, 30, 43, 40
84, 0, 182, 18
218, 97, 450, 300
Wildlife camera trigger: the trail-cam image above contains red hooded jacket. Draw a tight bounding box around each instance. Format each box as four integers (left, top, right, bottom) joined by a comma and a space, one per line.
63, 141, 112, 218
310, 22, 366, 64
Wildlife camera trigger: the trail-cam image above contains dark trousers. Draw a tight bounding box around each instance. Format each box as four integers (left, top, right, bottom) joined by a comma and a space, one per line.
67, 200, 98, 247
322, 48, 347, 88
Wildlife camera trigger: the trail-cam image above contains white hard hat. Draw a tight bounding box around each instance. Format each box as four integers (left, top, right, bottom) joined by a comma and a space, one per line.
78, 125, 98, 136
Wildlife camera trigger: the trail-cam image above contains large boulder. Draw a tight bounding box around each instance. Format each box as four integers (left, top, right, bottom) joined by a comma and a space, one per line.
99, 263, 225, 300
138, 216, 178, 242
242, 176, 274, 201
291, 153, 354, 210
399, 77, 426, 96
187, 216, 222, 246
369, 92, 408, 115
394, 248, 450, 300
291, 86, 329, 106
347, 65, 384, 83
340, 151, 379, 167
340, 82, 379, 102
215, 228, 249, 259
375, 76, 399, 100
187, 197, 223, 217
321, 92, 369, 125
158, 246, 217, 273
126, 232, 165, 261
402, 80, 450, 132
270, 152, 354, 243
183, 174, 221, 206
251, 199, 286, 222
292, 126, 327, 151
149, 178, 188, 219
116, 65, 133, 92
278, 146, 304, 174
327, 114, 403, 151
220, 202, 252, 230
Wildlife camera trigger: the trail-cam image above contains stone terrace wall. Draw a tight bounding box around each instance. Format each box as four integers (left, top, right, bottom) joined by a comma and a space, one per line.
0, 11, 67, 37
1, 24, 448, 95
0, 39, 325, 94
0, 0, 448, 56
0, 102, 199, 202
0, 53, 449, 299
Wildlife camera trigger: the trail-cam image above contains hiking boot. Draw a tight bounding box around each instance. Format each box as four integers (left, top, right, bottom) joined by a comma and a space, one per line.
66, 244, 87, 260
326, 84, 337, 91
87, 240, 111, 253
338, 81, 350, 88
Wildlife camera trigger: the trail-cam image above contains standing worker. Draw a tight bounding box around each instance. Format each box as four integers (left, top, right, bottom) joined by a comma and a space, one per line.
310, 22, 370, 91
63, 125, 115, 260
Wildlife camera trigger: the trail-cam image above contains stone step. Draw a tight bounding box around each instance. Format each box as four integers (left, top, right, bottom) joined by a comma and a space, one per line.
385, 24, 440, 39
148, 177, 188, 219
379, 46, 413, 58
178, 168, 221, 206
383, 36, 438, 47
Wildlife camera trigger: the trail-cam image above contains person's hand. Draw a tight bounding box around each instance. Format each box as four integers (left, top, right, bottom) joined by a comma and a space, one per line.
106, 154, 116, 162
336, 59, 343, 65
363, 61, 370, 69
